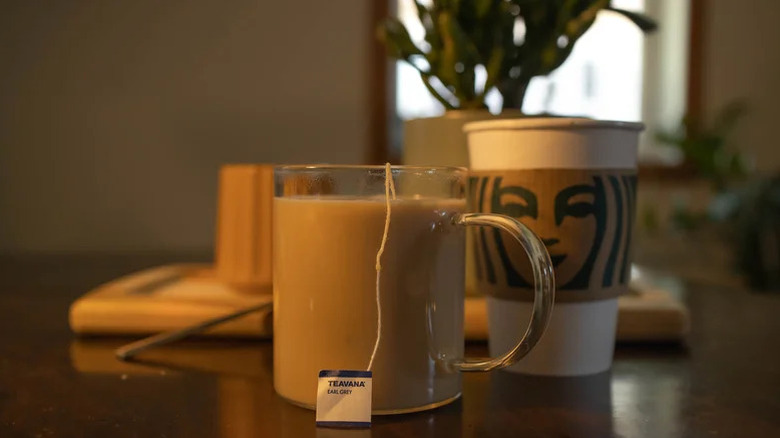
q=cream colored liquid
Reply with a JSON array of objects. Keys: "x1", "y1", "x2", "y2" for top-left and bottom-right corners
[{"x1": 273, "y1": 196, "x2": 466, "y2": 413}]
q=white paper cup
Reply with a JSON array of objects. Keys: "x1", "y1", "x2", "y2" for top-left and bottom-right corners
[{"x1": 465, "y1": 118, "x2": 643, "y2": 376}]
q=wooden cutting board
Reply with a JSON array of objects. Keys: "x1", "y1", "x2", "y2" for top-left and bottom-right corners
[
  {"x1": 71, "y1": 264, "x2": 688, "y2": 342},
  {"x1": 69, "y1": 264, "x2": 272, "y2": 338}
]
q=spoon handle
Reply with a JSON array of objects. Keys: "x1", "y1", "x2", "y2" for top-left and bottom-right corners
[{"x1": 115, "y1": 301, "x2": 272, "y2": 360}]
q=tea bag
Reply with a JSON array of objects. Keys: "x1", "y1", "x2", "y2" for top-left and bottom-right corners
[
  {"x1": 316, "y1": 163, "x2": 395, "y2": 428},
  {"x1": 368, "y1": 163, "x2": 396, "y2": 371}
]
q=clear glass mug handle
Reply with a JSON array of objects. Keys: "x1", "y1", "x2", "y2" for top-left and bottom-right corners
[{"x1": 452, "y1": 213, "x2": 555, "y2": 372}]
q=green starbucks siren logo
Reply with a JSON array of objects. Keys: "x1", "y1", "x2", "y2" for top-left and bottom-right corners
[{"x1": 469, "y1": 170, "x2": 637, "y2": 302}]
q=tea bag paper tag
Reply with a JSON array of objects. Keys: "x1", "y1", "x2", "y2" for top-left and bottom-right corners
[{"x1": 316, "y1": 370, "x2": 372, "y2": 428}]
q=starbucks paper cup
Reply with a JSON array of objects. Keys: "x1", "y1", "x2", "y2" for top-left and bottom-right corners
[{"x1": 465, "y1": 118, "x2": 643, "y2": 376}]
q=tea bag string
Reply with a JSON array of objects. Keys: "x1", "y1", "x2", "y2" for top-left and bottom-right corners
[{"x1": 367, "y1": 163, "x2": 396, "y2": 371}]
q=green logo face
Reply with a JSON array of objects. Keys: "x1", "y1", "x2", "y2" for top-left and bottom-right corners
[{"x1": 469, "y1": 171, "x2": 636, "y2": 299}]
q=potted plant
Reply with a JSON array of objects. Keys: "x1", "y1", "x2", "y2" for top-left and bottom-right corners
[
  {"x1": 633, "y1": 102, "x2": 753, "y2": 286},
  {"x1": 637, "y1": 102, "x2": 750, "y2": 236},
  {"x1": 379, "y1": 0, "x2": 656, "y2": 166}
]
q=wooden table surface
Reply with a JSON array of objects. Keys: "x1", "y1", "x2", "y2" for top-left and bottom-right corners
[{"x1": 1, "y1": 254, "x2": 779, "y2": 437}]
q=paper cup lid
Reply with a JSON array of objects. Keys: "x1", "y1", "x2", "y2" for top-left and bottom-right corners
[{"x1": 463, "y1": 117, "x2": 644, "y2": 134}]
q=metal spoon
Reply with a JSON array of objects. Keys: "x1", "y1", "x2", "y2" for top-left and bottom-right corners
[{"x1": 115, "y1": 301, "x2": 272, "y2": 361}]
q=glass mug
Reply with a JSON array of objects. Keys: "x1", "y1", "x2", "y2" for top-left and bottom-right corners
[{"x1": 273, "y1": 165, "x2": 555, "y2": 414}]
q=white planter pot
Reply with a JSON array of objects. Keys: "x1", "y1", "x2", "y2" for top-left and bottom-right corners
[{"x1": 403, "y1": 110, "x2": 522, "y2": 167}]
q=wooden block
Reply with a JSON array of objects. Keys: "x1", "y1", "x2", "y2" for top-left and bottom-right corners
[{"x1": 214, "y1": 164, "x2": 274, "y2": 290}]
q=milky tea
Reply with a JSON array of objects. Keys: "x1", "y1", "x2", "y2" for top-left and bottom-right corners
[{"x1": 273, "y1": 196, "x2": 467, "y2": 413}]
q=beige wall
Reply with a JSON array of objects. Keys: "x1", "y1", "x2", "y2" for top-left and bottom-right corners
[
  {"x1": 703, "y1": 0, "x2": 780, "y2": 172},
  {"x1": 0, "y1": 1, "x2": 371, "y2": 253}
]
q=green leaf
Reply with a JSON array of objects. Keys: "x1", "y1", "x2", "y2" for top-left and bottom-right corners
[
  {"x1": 436, "y1": 11, "x2": 460, "y2": 89},
  {"x1": 421, "y1": 73, "x2": 457, "y2": 110},
  {"x1": 604, "y1": 6, "x2": 658, "y2": 32},
  {"x1": 712, "y1": 100, "x2": 748, "y2": 136},
  {"x1": 655, "y1": 130, "x2": 683, "y2": 147},
  {"x1": 564, "y1": 0, "x2": 607, "y2": 39},
  {"x1": 413, "y1": 0, "x2": 434, "y2": 34},
  {"x1": 474, "y1": 0, "x2": 494, "y2": 19},
  {"x1": 511, "y1": 0, "x2": 545, "y2": 6},
  {"x1": 378, "y1": 18, "x2": 424, "y2": 60},
  {"x1": 435, "y1": 9, "x2": 481, "y2": 105},
  {"x1": 483, "y1": 47, "x2": 504, "y2": 92},
  {"x1": 413, "y1": 0, "x2": 428, "y2": 19}
]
